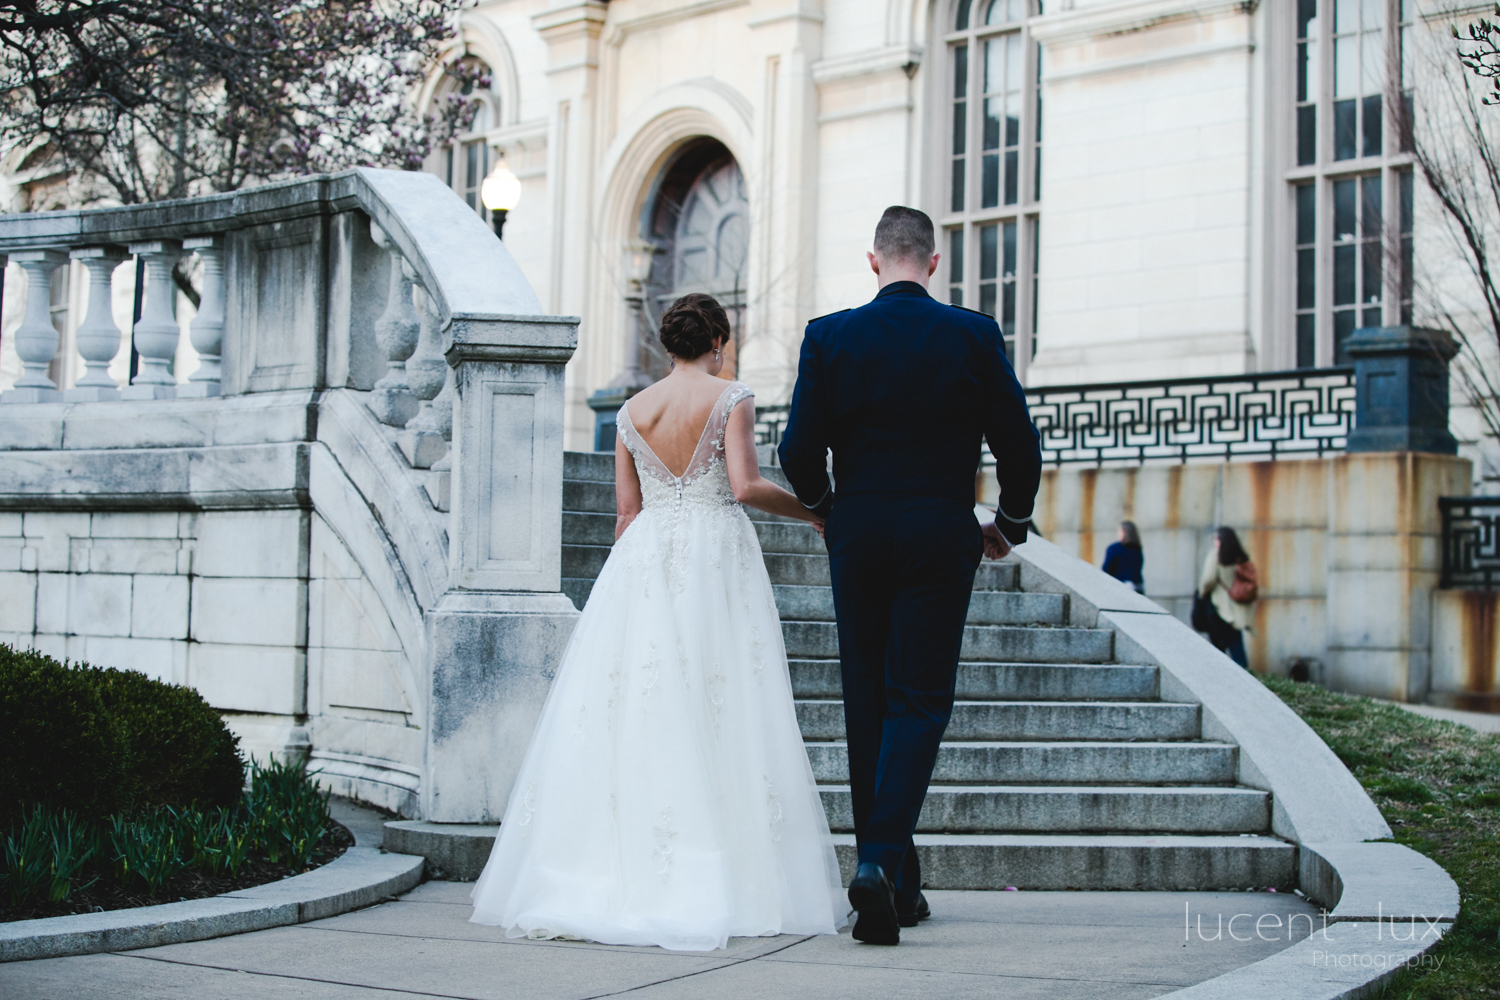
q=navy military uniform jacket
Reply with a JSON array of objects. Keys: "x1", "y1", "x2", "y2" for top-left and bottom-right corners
[{"x1": 777, "y1": 280, "x2": 1041, "y2": 539}]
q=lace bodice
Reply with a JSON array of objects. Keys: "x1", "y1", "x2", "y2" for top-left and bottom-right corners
[{"x1": 617, "y1": 382, "x2": 754, "y2": 513}]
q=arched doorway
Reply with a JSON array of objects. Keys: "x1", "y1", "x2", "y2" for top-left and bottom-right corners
[{"x1": 640, "y1": 139, "x2": 749, "y2": 380}]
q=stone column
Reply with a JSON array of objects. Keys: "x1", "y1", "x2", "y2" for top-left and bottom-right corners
[
  {"x1": 121, "y1": 240, "x2": 184, "y2": 399},
  {"x1": 65, "y1": 246, "x2": 128, "y2": 401},
  {"x1": 4, "y1": 248, "x2": 68, "y2": 404},
  {"x1": 398, "y1": 277, "x2": 450, "y2": 468},
  {"x1": 368, "y1": 223, "x2": 420, "y2": 426},
  {"x1": 179, "y1": 235, "x2": 225, "y2": 398},
  {"x1": 422, "y1": 312, "x2": 581, "y2": 823},
  {"x1": 1328, "y1": 324, "x2": 1468, "y2": 702}
]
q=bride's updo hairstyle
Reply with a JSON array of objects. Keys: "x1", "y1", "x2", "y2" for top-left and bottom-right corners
[{"x1": 659, "y1": 293, "x2": 730, "y2": 360}]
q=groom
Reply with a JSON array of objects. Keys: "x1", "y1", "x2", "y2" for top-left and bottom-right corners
[{"x1": 779, "y1": 206, "x2": 1041, "y2": 945}]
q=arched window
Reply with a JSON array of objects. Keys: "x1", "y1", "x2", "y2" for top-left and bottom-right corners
[
  {"x1": 1288, "y1": 0, "x2": 1414, "y2": 367},
  {"x1": 940, "y1": 0, "x2": 1043, "y2": 375},
  {"x1": 433, "y1": 56, "x2": 500, "y2": 220}
]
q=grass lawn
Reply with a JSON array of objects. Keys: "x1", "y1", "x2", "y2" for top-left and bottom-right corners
[{"x1": 1263, "y1": 676, "x2": 1500, "y2": 998}]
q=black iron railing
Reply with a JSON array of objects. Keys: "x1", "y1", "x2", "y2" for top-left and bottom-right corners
[
  {"x1": 1440, "y1": 497, "x2": 1500, "y2": 589},
  {"x1": 1025, "y1": 367, "x2": 1355, "y2": 465},
  {"x1": 754, "y1": 366, "x2": 1358, "y2": 466}
]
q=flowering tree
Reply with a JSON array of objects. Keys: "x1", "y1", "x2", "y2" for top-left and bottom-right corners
[{"x1": 0, "y1": 0, "x2": 485, "y2": 206}]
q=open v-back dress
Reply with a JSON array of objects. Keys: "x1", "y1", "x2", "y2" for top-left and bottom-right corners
[{"x1": 468, "y1": 380, "x2": 846, "y2": 951}]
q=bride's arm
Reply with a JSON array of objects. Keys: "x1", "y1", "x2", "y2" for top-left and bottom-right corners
[
  {"x1": 724, "y1": 402, "x2": 825, "y2": 526},
  {"x1": 615, "y1": 435, "x2": 643, "y2": 540}
]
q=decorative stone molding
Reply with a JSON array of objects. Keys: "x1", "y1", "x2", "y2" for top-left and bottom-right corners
[
  {"x1": 811, "y1": 44, "x2": 923, "y2": 85},
  {"x1": 602, "y1": 0, "x2": 748, "y2": 46},
  {"x1": 1028, "y1": 0, "x2": 1259, "y2": 46}
]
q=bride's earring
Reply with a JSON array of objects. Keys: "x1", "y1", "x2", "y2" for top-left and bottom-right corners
[{"x1": 714, "y1": 348, "x2": 720, "y2": 363}]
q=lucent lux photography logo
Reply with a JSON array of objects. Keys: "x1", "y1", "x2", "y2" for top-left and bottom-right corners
[{"x1": 1182, "y1": 901, "x2": 1446, "y2": 970}]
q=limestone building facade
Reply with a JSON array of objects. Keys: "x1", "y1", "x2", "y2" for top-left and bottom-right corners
[{"x1": 395, "y1": 0, "x2": 1471, "y2": 455}]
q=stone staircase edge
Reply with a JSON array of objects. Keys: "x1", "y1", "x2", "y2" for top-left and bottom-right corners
[{"x1": 0, "y1": 846, "x2": 424, "y2": 964}]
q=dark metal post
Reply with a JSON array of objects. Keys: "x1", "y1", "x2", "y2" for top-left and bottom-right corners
[{"x1": 491, "y1": 208, "x2": 507, "y2": 240}]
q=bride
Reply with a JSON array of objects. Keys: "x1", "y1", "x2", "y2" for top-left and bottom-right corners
[{"x1": 469, "y1": 293, "x2": 847, "y2": 951}]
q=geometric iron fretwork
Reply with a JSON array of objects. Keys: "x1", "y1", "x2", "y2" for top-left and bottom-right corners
[{"x1": 1440, "y1": 497, "x2": 1500, "y2": 590}]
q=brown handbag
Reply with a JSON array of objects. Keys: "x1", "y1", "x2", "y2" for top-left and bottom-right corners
[{"x1": 1229, "y1": 561, "x2": 1258, "y2": 604}]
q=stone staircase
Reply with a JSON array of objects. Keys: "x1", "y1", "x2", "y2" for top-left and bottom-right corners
[{"x1": 561, "y1": 451, "x2": 1295, "y2": 890}]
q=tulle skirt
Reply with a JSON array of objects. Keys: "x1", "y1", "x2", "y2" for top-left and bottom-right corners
[{"x1": 469, "y1": 501, "x2": 847, "y2": 951}]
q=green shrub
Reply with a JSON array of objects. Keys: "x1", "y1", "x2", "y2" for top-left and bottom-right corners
[
  {"x1": 0, "y1": 646, "x2": 126, "y2": 823},
  {"x1": 88, "y1": 665, "x2": 244, "y2": 810},
  {"x1": 0, "y1": 644, "x2": 244, "y2": 822}
]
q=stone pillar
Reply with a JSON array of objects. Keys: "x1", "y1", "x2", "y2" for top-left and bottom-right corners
[
  {"x1": 121, "y1": 240, "x2": 184, "y2": 399},
  {"x1": 4, "y1": 248, "x2": 68, "y2": 403},
  {"x1": 1345, "y1": 326, "x2": 1459, "y2": 455},
  {"x1": 65, "y1": 246, "x2": 128, "y2": 401},
  {"x1": 1325, "y1": 452, "x2": 1471, "y2": 702},
  {"x1": 179, "y1": 235, "x2": 225, "y2": 398},
  {"x1": 422, "y1": 312, "x2": 581, "y2": 823}
]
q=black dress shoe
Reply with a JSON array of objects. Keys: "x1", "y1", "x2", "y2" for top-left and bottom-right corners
[
  {"x1": 896, "y1": 890, "x2": 930, "y2": 928},
  {"x1": 847, "y1": 862, "x2": 900, "y2": 945}
]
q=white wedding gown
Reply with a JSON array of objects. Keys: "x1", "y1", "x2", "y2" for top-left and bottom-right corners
[{"x1": 469, "y1": 381, "x2": 847, "y2": 951}]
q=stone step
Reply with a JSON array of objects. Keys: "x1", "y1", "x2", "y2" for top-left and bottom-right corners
[
  {"x1": 974, "y1": 560, "x2": 1019, "y2": 592},
  {"x1": 794, "y1": 700, "x2": 1201, "y2": 742},
  {"x1": 562, "y1": 543, "x2": 611, "y2": 580},
  {"x1": 753, "y1": 521, "x2": 826, "y2": 556},
  {"x1": 802, "y1": 740, "x2": 1238, "y2": 786},
  {"x1": 830, "y1": 834, "x2": 1297, "y2": 891},
  {"x1": 561, "y1": 577, "x2": 594, "y2": 612},
  {"x1": 563, "y1": 511, "x2": 615, "y2": 547},
  {"x1": 564, "y1": 451, "x2": 614, "y2": 482},
  {"x1": 773, "y1": 585, "x2": 1065, "y2": 625},
  {"x1": 789, "y1": 660, "x2": 1158, "y2": 701},
  {"x1": 563, "y1": 479, "x2": 615, "y2": 514},
  {"x1": 780, "y1": 621, "x2": 1113, "y2": 663},
  {"x1": 819, "y1": 785, "x2": 1270, "y2": 834},
  {"x1": 763, "y1": 552, "x2": 831, "y2": 587}
]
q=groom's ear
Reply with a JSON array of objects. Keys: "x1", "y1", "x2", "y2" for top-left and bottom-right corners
[
  {"x1": 867, "y1": 251, "x2": 880, "y2": 276},
  {"x1": 927, "y1": 253, "x2": 941, "y2": 277}
]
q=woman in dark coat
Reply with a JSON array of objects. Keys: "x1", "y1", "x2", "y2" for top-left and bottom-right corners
[{"x1": 1101, "y1": 520, "x2": 1144, "y2": 593}]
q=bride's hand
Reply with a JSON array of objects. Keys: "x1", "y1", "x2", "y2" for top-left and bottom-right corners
[{"x1": 811, "y1": 519, "x2": 826, "y2": 539}]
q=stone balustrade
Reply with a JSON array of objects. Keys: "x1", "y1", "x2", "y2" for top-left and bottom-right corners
[{"x1": 0, "y1": 170, "x2": 582, "y2": 823}]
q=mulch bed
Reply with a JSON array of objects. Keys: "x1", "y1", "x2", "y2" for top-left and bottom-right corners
[{"x1": 0, "y1": 820, "x2": 354, "y2": 924}]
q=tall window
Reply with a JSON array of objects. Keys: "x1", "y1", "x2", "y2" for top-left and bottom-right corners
[
  {"x1": 941, "y1": 0, "x2": 1042, "y2": 376},
  {"x1": 435, "y1": 56, "x2": 499, "y2": 222},
  {"x1": 1289, "y1": 0, "x2": 1414, "y2": 367}
]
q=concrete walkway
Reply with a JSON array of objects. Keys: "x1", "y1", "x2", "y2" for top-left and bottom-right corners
[
  {"x1": 2, "y1": 882, "x2": 1321, "y2": 999},
  {"x1": 1392, "y1": 701, "x2": 1500, "y2": 734}
]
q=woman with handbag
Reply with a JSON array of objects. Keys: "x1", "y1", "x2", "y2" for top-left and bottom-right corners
[{"x1": 1193, "y1": 526, "x2": 1257, "y2": 668}]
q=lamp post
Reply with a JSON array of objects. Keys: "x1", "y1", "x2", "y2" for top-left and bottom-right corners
[{"x1": 480, "y1": 157, "x2": 522, "y2": 239}]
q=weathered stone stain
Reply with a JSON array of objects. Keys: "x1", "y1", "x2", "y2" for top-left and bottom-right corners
[
  {"x1": 1460, "y1": 590, "x2": 1499, "y2": 696},
  {"x1": 1164, "y1": 465, "x2": 1182, "y2": 531}
]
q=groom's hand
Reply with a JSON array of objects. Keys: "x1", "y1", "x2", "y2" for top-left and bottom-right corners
[{"x1": 981, "y1": 520, "x2": 1011, "y2": 560}]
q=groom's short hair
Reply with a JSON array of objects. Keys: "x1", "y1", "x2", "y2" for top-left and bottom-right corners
[{"x1": 873, "y1": 206, "x2": 935, "y2": 265}]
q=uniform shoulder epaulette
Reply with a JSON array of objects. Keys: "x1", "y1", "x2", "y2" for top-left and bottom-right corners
[
  {"x1": 806, "y1": 308, "x2": 851, "y2": 325},
  {"x1": 949, "y1": 303, "x2": 997, "y2": 320}
]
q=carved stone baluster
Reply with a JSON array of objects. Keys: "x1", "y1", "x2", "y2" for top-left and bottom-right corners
[
  {"x1": 3, "y1": 248, "x2": 68, "y2": 404},
  {"x1": 398, "y1": 268, "x2": 449, "y2": 468},
  {"x1": 368, "y1": 223, "x2": 419, "y2": 426},
  {"x1": 179, "y1": 235, "x2": 224, "y2": 397},
  {"x1": 121, "y1": 240, "x2": 184, "y2": 399},
  {"x1": 65, "y1": 246, "x2": 128, "y2": 401}
]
